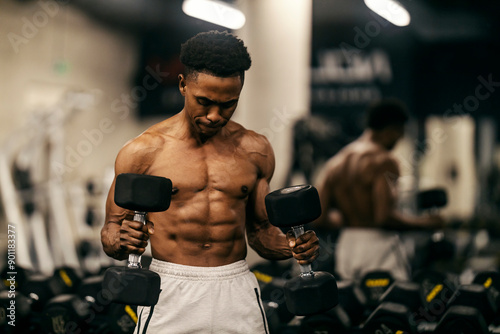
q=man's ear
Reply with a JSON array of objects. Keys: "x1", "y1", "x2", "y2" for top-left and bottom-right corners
[{"x1": 178, "y1": 74, "x2": 187, "y2": 96}]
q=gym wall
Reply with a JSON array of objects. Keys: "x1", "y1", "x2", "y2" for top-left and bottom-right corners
[{"x1": 1, "y1": 1, "x2": 152, "y2": 185}]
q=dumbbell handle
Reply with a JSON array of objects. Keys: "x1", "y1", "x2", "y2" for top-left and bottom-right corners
[
  {"x1": 291, "y1": 225, "x2": 314, "y2": 278},
  {"x1": 127, "y1": 211, "x2": 146, "y2": 268}
]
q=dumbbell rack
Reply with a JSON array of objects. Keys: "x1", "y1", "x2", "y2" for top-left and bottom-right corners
[{"x1": 0, "y1": 91, "x2": 104, "y2": 274}]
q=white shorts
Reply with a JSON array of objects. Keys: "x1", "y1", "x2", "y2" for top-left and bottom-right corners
[
  {"x1": 133, "y1": 259, "x2": 269, "y2": 334},
  {"x1": 335, "y1": 228, "x2": 410, "y2": 282}
]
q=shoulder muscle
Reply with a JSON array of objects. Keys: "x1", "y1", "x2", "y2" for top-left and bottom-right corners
[
  {"x1": 115, "y1": 131, "x2": 165, "y2": 175},
  {"x1": 241, "y1": 129, "x2": 275, "y2": 180}
]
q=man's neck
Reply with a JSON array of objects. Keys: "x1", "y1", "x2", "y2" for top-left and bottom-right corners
[{"x1": 363, "y1": 130, "x2": 388, "y2": 151}]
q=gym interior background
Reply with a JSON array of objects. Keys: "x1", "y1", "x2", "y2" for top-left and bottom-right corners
[{"x1": 1, "y1": 0, "x2": 500, "y2": 293}]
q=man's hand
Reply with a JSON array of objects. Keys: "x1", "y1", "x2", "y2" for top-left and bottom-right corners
[
  {"x1": 424, "y1": 214, "x2": 446, "y2": 229},
  {"x1": 118, "y1": 218, "x2": 155, "y2": 255},
  {"x1": 286, "y1": 230, "x2": 320, "y2": 265}
]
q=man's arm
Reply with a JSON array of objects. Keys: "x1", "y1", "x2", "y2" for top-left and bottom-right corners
[
  {"x1": 245, "y1": 180, "x2": 293, "y2": 261},
  {"x1": 245, "y1": 136, "x2": 291, "y2": 260},
  {"x1": 245, "y1": 134, "x2": 319, "y2": 264},
  {"x1": 313, "y1": 161, "x2": 344, "y2": 229},
  {"x1": 372, "y1": 156, "x2": 444, "y2": 230},
  {"x1": 101, "y1": 134, "x2": 159, "y2": 260}
]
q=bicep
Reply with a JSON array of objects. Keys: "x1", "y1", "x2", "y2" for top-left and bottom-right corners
[
  {"x1": 246, "y1": 138, "x2": 275, "y2": 231},
  {"x1": 104, "y1": 141, "x2": 149, "y2": 226},
  {"x1": 246, "y1": 177, "x2": 271, "y2": 230}
]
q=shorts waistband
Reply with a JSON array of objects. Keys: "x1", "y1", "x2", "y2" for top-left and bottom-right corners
[
  {"x1": 149, "y1": 259, "x2": 250, "y2": 280},
  {"x1": 341, "y1": 227, "x2": 396, "y2": 235},
  {"x1": 339, "y1": 228, "x2": 401, "y2": 244}
]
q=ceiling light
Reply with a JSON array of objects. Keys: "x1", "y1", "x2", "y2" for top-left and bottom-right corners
[
  {"x1": 364, "y1": 0, "x2": 411, "y2": 27},
  {"x1": 182, "y1": 0, "x2": 246, "y2": 30}
]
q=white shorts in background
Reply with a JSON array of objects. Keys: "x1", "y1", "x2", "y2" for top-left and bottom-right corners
[
  {"x1": 335, "y1": 228, "x2": 410, "y2": 282},
  {"x1": 133, "y1": 259, "x2": 269, "y2": 334}
]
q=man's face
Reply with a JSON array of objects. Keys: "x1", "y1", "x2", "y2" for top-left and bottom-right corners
[{"x1": 179, "y1": 72, "x2": 243, "y2": 139}]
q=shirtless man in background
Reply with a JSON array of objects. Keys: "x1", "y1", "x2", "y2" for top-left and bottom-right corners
[
  {"x1": 101, "y1": 31, "x2": 319, "y2": 334},
  {"x1": 314, "y1": 98, "x2": 443, "y2": 281}
]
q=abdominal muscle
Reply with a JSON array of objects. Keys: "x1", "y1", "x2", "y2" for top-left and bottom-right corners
[{"x1": 147, "y1": 190, "x2": 248, "y2": 267}]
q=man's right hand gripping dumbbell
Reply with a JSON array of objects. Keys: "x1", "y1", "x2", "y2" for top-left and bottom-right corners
[{"x1": 102, "y1": 173, "x2": 172, "y2": 306}]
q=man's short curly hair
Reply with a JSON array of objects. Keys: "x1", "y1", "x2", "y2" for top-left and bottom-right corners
[
  {"x1": 366, "y1": 98, "x2": 410, "y2": 130},
  {"x1": 180, "y1": 30, "x2": 251, "y2": 81}
]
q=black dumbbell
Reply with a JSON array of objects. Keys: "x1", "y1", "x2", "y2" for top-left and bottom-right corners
[
  {"x1": 40, "y1": 293, "x2": 91, "y2": 334},
  {"x1": 473, "y1": 270, "x2": 500, "y2": 323},
  {"x1": 40, "y1": 293, "x2": 137, "y2": 334},
  {"x1": 298, "y1": 277, "x2": 372, "y2": 334},
  {"x1": 1, "y1": 266, "x2": 32, "y2": 291},
  {"x1": 434, "y1": 305, "x2": 489, "y2": 334},
  {"x1": 107, "y1": 303, "x2": 138, "y2": 334},
  {"x1": 337, "y1": 279, "x2": 368, "y2": 327},
  {"x1": 434, "y1": 283, "x2": 497, "y2": 334},
  {"x1": 450, "y1": 284, "x2": 497, "y2": 323},
  {"x1": 411, "y1": 269, "x2": 457, "y2": 324},
  {"x1": 35, "y1": 268, "x2": 85, "y2": 334},
  {"x1": 78, "y1": 275, "x2": 111, "y2": 328},
  {"x1": 361, "y1": 281, "x2": 422, "y2": 334},
  {"x1": 298, "y1": 306, "x2": 351, "y2": 334},
  {"x1": 362, "y1": 301, "x2": 418, "y2": 334},
  {"x1": 0, "y1": 290, "x2": 34, "y2": 333},
  {"x1": 102, "y1": 173, "x2": 172, "y2": 306},
  {"x1": 379, "y1": 281, "x2": 422, "y2": 313},
  {"x1": 265, "y1": 184, "x2": 338, "y2": 316},
  {"x1": 40, "y1": 273, "x2": 141, "y2": 334},
  {"x1": 362, "y1": 269, "x2": 454, "y2": 334},
  {"x1": 78, "y1": 275, "x2": 137, "y2": 334},
  {"x1": 16, "y1": 266, "x2": 82, "y2": 313},
  {"x1": 359, "y1": 270, "x2": 395, "y2": 310},
  {"x1": 52, "y1": 266, "x2": 83, "y2": 295},
  {"x1": 0, "y1": 266, "x2": 82, "y2": 334},
  {"x1": 416, "y1": 188, "x2": 455, "y2": 267},
  {"x1": 325, "y1": 271, "x2": 395, "y2": 333},
  {"x1": 416, "y1": 188, "x2": 448, "y2": 212},
  {"x1": 38, "y1": 275, "x2": 104, "y2": 334},
  {"x1": 19, "y1": 274, "x2": 58, "y2": 313}
]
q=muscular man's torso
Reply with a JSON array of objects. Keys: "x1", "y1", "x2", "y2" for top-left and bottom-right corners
[
  {"x1": 323, "y1": 139, "x2": 396, "y2": 228},
  {"x1": 121, "y1": 115, "x2": 269, "y2": 267}
]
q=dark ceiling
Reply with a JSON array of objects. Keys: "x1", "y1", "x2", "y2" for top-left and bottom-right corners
[
  {"x1": 313, "y1": 0, "x2": 499, "y2": 43},
  {"x1": 65, "y1": 0, "x2": 500, "y2": 43}
]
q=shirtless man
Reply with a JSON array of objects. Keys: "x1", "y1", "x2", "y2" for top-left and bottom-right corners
[
  {"x1": 314, "y1": 98, "x2": 443, "y2": 281},
  {"x1": 101, "y1": 31, "x2": 319, "y2": 334}
]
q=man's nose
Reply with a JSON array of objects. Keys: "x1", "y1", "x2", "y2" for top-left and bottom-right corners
[{"x1": 206, "y1": 106, "x2": 223, "y2": 124}]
